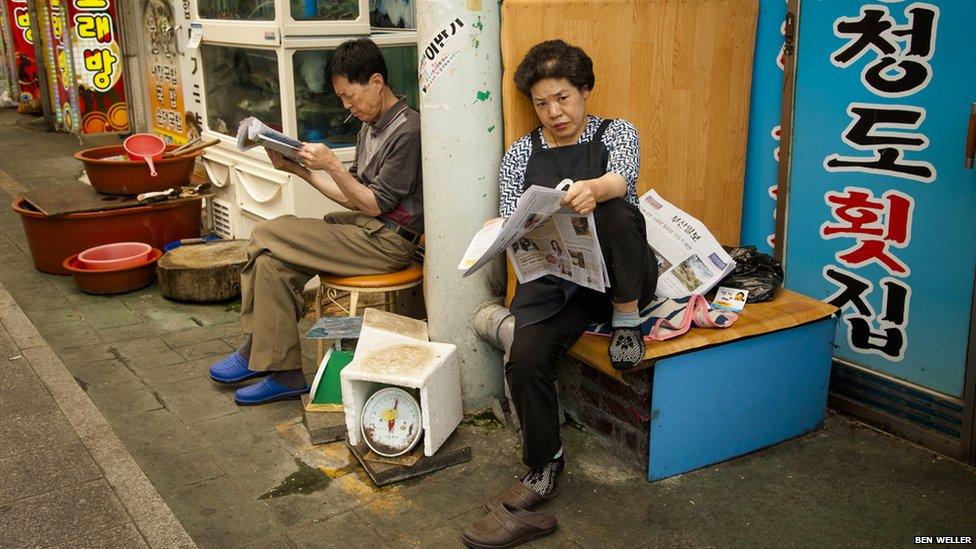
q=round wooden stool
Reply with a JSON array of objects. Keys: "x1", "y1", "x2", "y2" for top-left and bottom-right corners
[{"x1": 314, "y1": 262, "x2": 424, "y2": 363}]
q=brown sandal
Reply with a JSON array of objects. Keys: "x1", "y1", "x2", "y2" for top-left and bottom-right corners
[
  {"x1": 486, "y1": 481, "x2": 556, "y2": 511},
  {"x1": 462, "y1": 501, "x2": 558, "y2": 549}
]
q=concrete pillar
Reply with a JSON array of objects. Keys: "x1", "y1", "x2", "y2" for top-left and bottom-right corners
[{"x1": 417, "y1": 0, "x2": 504, "y2": 409}]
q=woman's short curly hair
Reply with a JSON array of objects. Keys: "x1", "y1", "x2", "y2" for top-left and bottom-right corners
[{"x1": 514, "y1": 40, "x2": 595, "y2": 97}]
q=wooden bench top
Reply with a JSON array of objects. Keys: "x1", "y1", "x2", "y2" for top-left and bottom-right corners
[{"x1": 569, "y1": 289, "x2": 839, "y2": 381}]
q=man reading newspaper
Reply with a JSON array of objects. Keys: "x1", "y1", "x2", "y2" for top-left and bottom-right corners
[{"x1": 208, "y1": 38, "x2": 423, "y2": 406}]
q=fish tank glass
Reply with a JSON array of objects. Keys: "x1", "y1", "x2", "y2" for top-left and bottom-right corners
[
  {"x1": 201, "y1": 45, "x2": 282, "y2": 138},
  {"x1": 292, "y1": 45, "x2": 418, "y2": 148},
  {"x1": 369, "y1": 0, "x2": 414, "y2": 29},
  {"x1": 197, "y1": 0, "x2": 274, "y2": 20},
  {"x1": 290, "y1": 0, "x2": 359, "y2": 21}
]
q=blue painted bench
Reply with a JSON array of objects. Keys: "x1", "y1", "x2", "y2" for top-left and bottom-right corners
[{"x1": 557, "y1": 289, "x2": 838, "y2": 481}]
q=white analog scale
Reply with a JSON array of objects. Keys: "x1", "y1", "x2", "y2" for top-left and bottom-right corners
[{"x1": 360, "y1": 387, "x2": 424, "y2": 458}]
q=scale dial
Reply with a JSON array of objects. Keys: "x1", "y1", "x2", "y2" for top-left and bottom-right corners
[{"x1": 360, "y1": 387, "x2": 423, "y2": 458}]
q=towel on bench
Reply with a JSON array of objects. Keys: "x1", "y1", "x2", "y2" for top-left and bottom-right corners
[{"x1": 587, "y1": 294, "x2": 738, "y2": 341}]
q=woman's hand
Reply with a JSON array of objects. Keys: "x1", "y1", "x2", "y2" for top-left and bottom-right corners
[
  {"x1": 483, "y1": 216, "x2": 503, "y2": 228},
  {"x1": 561, "y1": 179, "x2": 601, "y2": 214},
  {"x1": 297, "y1": 143, "x2": 341, "y2": 173},
  {"x1": 266, "y1": 150, "x2": 307, "y2": 176}
]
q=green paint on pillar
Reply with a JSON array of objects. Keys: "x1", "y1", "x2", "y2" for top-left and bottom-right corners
[
  {"x1": 487, "y1": 125, "x2": 495, "y2": 133},
  {"x1": 474, "y1": 16, "x2": 484, "y2": 31},
  {"x1": 475, "y1": 90, "x2": 491, "y2": 102}
]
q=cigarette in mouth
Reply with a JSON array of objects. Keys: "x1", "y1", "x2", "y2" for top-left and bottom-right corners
[{"x1": 343, "y1": 112, "x2": 355, "y2": 124}]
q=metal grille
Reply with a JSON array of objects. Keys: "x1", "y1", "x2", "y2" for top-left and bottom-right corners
[{"x1": 211, "y1": 198, "x2": 233, "y2": 240}]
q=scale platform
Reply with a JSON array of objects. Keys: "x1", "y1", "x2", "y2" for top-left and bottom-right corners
[{"x1": 348, "y1": 431, "x2": 471, "y2": 486}]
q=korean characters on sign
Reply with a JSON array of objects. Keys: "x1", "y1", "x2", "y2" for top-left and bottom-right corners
[
  {"x1": 152, "y1": 64, "x2": 184, "y2": 136},
  {"x1": 820, "y1": 3, "x2": 938, "y2": 362},
  {"x1": 72, "y1": 0, "x2": 122, "y2": 93}
]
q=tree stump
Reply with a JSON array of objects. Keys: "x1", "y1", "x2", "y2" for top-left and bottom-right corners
[{"x1": 157, "y1": 240, "x2": 248, "y2": 302}]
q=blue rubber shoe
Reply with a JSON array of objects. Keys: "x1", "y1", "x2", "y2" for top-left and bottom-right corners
[
  {"x1": 234, "y1": 377, "x2": 310, "y2": 406},
  {"x1": 208, "y1": 351, "x2": 268, "y2": 384}
]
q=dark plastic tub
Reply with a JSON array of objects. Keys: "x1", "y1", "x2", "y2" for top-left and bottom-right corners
[{"x1": 12, "y1": 197, "x2": 202, "y2": 275}]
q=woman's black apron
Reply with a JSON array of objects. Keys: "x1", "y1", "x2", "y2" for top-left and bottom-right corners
[{"x1": 510, "y1": 119, "x2": 612, "y2": 329}]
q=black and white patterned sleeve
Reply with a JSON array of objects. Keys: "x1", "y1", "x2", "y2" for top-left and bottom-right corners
[
  {"x1": 497, "y1": 135, "x2": 532, "y2": 218},
  {"x1": 603, "y1": 119, "x2": 641, "y2": 205}
]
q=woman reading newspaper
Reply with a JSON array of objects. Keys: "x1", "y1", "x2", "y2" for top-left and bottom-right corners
[{"x1": 462, "y1": 40, "x2": 658, "y2": 548}]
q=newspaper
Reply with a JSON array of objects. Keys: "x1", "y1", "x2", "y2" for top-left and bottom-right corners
[
  {"x1": 459, "y1": 185, "x2": 610, "y2": 292},
  {"x1": 638, "y1": 189, "x2": 736, "y2": 298},
  {"x1": 236, "y1": 117, "x2": 303, "y2": 161}
]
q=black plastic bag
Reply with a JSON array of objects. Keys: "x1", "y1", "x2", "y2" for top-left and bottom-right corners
[{"x1": 719, "y1": 245, "x2": 784, "y2": 303}]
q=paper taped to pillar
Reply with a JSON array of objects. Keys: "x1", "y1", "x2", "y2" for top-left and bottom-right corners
[
  {"x1": 419, "y1": 15, "x2": 469, "y2": 95},
  {"x1": 782, "y1": 1, "x2": 976, "y2": 399}
]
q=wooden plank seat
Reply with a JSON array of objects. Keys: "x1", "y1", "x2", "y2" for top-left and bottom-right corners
[{"x1": 569, "y1": 289, "x2": 839, "y2": 381}]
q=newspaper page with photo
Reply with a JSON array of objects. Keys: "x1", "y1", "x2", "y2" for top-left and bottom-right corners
[
  {"x1": 458, "y1": 185, "x2": 610, "y2": 292},
  {"x1": 638, "y1": 189, "x2": 736, "y2": 298}
]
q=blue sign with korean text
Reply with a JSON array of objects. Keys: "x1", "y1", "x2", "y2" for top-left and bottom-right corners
[
  {"x1": 784, "y1": 0, "x2": 976, "y2": 397},
  {"x1": 741, "y1": 0, "x2": 786, "y2": 254}
]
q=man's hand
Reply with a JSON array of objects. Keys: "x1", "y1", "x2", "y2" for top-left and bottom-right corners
[
  {"x1": 298, "y1": 143, "x2": 341, "y2": 173},
  {"x1": 561, "y1": 179, "x2": 601, "y2": 215},
  {"x1": 267, "y1": 150, "x2": 307, "y2": 176}
]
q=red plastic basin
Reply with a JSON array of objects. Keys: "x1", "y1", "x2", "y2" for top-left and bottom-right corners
[
  {"x1": 63, "y1": 248, "x2": 162, "y2": 295},
  {"x1": 12, "y1": 197, "x2": 202, "y2": 275},
  {"x1": 77, "y1": 242, "x2": 153, "y2": 271},
  {"x1": 75, "y1": 144, "x2": 202, "y2": 195}
]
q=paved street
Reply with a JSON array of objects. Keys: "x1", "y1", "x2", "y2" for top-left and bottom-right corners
[{"x1": 0, "y1": 109, "x2": 974, "y2": 548}]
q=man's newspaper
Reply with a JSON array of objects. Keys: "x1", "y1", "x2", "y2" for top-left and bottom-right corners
[
  {"x1": 458, "y1": 186, "x2": 610, "y2": 292},
  {"x1": 237, "y1": 117, "x2": 303, "y2": 161},
  {"x1": 639, "y1": 189, "x2": 735, "y2": 298}
]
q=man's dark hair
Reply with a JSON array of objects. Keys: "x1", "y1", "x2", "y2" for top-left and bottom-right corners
[
  {"x1": 514, "y1": 40, "x2": 595, "y2": 97},
  {"x1": 325, "y1": 38, "x2": 388, "y2": 85}
]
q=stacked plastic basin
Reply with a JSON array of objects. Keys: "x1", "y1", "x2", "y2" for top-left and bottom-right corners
[{"x1": 12, "y1": 143, "x2": 205, "y2": 293}]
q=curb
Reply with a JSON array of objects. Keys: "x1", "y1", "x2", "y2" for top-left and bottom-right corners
[{"x1": 0, "y1": 280, "x2": 196, "y2": 548}]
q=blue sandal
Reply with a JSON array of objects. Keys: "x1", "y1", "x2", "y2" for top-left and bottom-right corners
[
  {"x1": 234, "y1": 377, "x2": 310, "y2": 406},
  {"x1": 208, "y1": 351, "x2": 268, "y2": 384}
]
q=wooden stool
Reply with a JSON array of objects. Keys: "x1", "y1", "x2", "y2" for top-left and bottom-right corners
[{"x1": 314, "y1": 262, "x2": 424, "y2": 364}]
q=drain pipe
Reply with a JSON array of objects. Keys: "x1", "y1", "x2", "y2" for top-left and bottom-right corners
[
  {"x1": 418, "y1": 0, "x2": 504, "y2": 409},
  {"x1": 473, "y1": 301, "x2": 515, "y2": 358}
]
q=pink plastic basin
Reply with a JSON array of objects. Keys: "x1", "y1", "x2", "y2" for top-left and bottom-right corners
[
  {"x1": 77, "y1": 242, "x2": 153, "y2": 271},
  {"x1": 62, "y1": 248, "x2": 162, "y2": 295}
]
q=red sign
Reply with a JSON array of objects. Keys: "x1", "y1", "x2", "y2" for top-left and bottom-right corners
[
  {"x1": 4, "y1": 0, "x2": 42, "y2": 112},
  {"x1": 65, "y1": 0, "x2": 128, "y2": 133}
]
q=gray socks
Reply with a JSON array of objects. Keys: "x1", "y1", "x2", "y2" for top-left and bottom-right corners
[
  {"x1": 611, "y1": 309, "x2": 641, "y2": 328},
  {"x1": 238, "y1": 335, "x2": 252, "y2": 360},
  {"x1": 270, "y1": 369, "x2": 306, "y2": 389}
]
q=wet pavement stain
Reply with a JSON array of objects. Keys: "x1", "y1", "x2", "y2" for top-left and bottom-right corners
[{"x1": 258, "y1": 457, "x2": 331, "y2": 500}]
